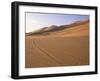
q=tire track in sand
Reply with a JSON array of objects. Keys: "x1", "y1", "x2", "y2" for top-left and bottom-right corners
[{"x1": 33, "y1": 40, "x2": 63, "y2": 65}]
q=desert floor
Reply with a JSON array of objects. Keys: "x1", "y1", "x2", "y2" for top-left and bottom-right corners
[{"x1": 25, "y1": 35, "x2": 89, "y2": 68}]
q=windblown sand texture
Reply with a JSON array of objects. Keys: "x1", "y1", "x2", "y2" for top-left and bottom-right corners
[{"x1": 25, "y1": 20, "x2": 89, "y2": 68}]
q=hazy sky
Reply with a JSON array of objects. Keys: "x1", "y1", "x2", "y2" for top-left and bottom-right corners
[{"x1": 26, "y1": 12, "x2": 89, "y2": 33}]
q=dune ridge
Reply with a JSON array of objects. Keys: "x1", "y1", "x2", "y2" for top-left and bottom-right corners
[{"x1": 26, "y1": 19, "x2": 89, "y2": 36}]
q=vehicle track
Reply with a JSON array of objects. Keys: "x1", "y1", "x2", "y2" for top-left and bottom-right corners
[{"x1": 33, "y1": 40, "x2": 63, "y2": 65}]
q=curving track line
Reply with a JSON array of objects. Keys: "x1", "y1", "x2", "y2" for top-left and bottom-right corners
[{"x1": 33, "y1": 40, "x2": 63, "y2": 65}]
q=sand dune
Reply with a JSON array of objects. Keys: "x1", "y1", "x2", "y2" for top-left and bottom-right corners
[
  {"x1": 25, "y1": 19, "x2": 89, "y2": 68},
  {"x1": 26, "y1": 19, "x2": 89, "y2": 36}
]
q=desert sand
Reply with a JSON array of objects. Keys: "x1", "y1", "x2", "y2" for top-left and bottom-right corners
[{"x1": 25, "y1": 20, "x2": 89, "y2": 68}]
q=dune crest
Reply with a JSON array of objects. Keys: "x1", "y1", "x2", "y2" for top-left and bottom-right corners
[{"x1": 26, "y1": 19, "x2": 89, "y2": 37}]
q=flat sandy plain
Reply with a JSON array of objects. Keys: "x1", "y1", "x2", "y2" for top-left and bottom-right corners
[{"x1": 25, "y1": 20, "x2": 89, "y2": 68}]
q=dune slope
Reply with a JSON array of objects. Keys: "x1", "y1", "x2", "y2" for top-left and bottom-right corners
[{"x1": 25, "y1": 20, "x2": 89, "y2": 68}]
